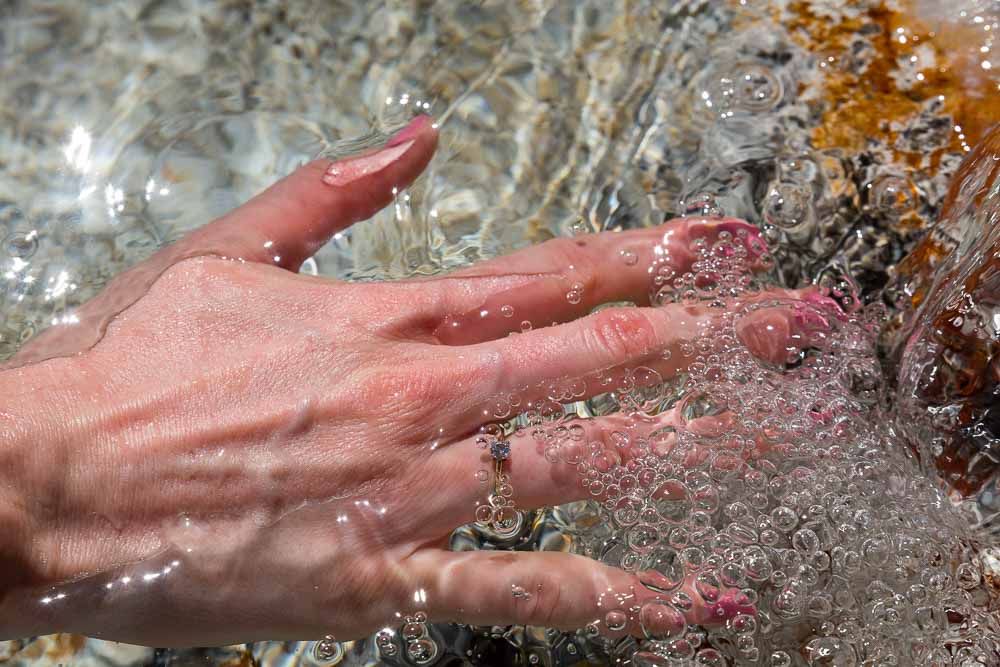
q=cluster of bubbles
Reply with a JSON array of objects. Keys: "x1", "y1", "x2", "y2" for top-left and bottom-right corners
[{"x1": 477, "y1": 224, "x2": 1000, "y2": 665}]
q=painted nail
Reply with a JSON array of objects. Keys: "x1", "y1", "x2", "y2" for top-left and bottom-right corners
[
  {"x1": 321, "y1": 139, "x2": 415, "y2": 187},
  {"x1": 701, "y1": 589, "x2": 757, "y2": 624},
  {"x1": 386, "y1": 114, "x2": 432, "y2": 148}
]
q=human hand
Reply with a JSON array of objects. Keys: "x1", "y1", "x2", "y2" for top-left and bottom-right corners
[{"x1": 0, "y1": 116, "x2": 820, "y2": 647}]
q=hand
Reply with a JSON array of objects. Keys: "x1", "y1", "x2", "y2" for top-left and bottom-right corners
[{"x1": 0, "y1": 116, "x2": 813, "y2": 646}]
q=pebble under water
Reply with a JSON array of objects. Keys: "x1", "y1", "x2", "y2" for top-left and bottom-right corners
[{"x1": 1, "y1": 0, "x2": 1000, "y2": 666}]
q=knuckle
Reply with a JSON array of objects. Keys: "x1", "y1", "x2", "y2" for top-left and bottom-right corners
[
  {"x1": 543, "y1": 237, "x2": 598, "y2": 292},
  {"x1": 586, "y1": 307, "x2": 662, "y2": 361}
]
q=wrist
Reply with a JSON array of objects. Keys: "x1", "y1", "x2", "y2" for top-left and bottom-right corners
[{"x1": 0, "y1": 358, "x2": 79, "y2": 636}]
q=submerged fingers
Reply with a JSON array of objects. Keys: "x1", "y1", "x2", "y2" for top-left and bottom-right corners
[
  {"x1": 428, "y1": 217, "x2": 768, "y2": 346},
  {"x1": 406, "y1": 550, "x2": 755, "y2": 636}
]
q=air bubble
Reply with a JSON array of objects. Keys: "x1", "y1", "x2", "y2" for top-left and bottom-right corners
[
  {"x1": 639, "y1": 601, "x2": 686, "y2": 640},
  {"x1": 867, "y1": 174, "x2": 919, "y2": 217},
  {"x1": 4, "y1": 231, "x2": 38, "y2": 259},
  {"x1": 314, "y1": 636, "x2": 343, "y2": 663},
  {"x1": 733, "y1": 64, "x2": 782, "y2": 111},
  {"x1": 681, "y1": 192, "x2": 724, "y2": 218},
  {"x1": 694, "y1": 648, "x2": 726, "y2": 666},
  {"x1": 770, "y1": 650, "x2": 792, "y2": 667},
  {"x1": 763, "y1": 182, "x2": 813, "y2": 230},
  {"x1": 604, "y1": 609, "x2": 627, "y2": 631},
  {"x1": 620, "y1": 248, "x2": 638, "y2": 266},
  {"x1": 406, "y1": 638, "x2": 439, "y2": 664}
]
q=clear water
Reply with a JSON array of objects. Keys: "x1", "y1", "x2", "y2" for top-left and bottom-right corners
[{"x1": 1, "y1": 0, "x2": 999, "y2": 665}]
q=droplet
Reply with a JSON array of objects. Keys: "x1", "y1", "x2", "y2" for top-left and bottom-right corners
[
  {"x1": 620, "y1": 248, "x2": 638, "y2": 266},
  {"x1": 511, "y1": 584, "x2": 532, "y2": 600}
]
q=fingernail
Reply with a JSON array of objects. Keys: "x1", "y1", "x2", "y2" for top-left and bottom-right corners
[
  {"x1": 386, "y1": 115, "x2": 432, "y2": 148},
  {"x1": 321, "y1": 139, "x2": 415, "y2": 187},
  {"x1": 701, "y1": 589, "x2": 756, "y2": 624}
]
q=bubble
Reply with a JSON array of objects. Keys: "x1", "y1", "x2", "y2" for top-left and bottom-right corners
[
  {"x1": 867, "y1": 174, "x2": 919, "y2": 217},
  {"x1": 769, "y1": 650, "x2": 792, "y2": 667},
  {"x1": 763, "y1": 182, "x2": 813, "y2": 229},
  {"x1": 694, "y1": 648, "x2": 726, "y2": 666},
  {"x1": 604, "y1": 609, "x2": 627, "y2": 631},
  {"x1": 406, "y1": 638, "x2": 439, "y2": 664},
  {"x1": 639, "y1": 602, "x2": 686, "y2": 640},
  {"x1": 640, "y1": 547, "x2": 685, "y2": 593},
  {"x1": 956, "y1": 562, "x2": 982, "y2": 590},
  {"x1": 520, "y1": 320, "x2": 532, "y2": 332},
  {"x1": 500, "y1": 304, "x2": 514, "y2": 318},
  {"x1": 730, "y1": 613, "x2": 757, "y2": 634},
  {"x1": 620, "y1": 248, "x2": 639, "y2": 266},
  {"x1": 314, "y1": 636, "x2": 343, "y2": 663},
  {"x1": 401, "y1": 622, "x2": 424, "y2": 641},
  {"x1": 476, "y1": 469, "x2": 489, "y2": 483},
  {"x1": 695, "y1": 571, "x2": 722, "y2": 603},
  {"x1": 771, "y1": 506, "x2": 799, "y2": 532},
  {"x1": 681, "y1": 192, "x2": 724, "y2": 218},
  {"x1": 376, "y1": 631, "x2": 398, "y2": 657},
  {"x1": 566, "y1": 289, "x2": 582, "y2": 304},
  {"x1": 792, "y1": 528, "x2": 820, "y2": 554},
  {"x1": 731, "y1": 63, "x2": 783, "y2": 112},
  {"x1": 4, "y1": 231, "x2": 38, "y2": 259},
  {"x1": 804, "y1": 637, "x2": 857, "y2": 667},
  {"x1": 663, "y1": 638, "x2": 696, "y2": 661},
  {"x1": 626, "y1": 524, "x2": 659, "y2": 552},
  {"x1": 633, "y1": 652, "x2": 672, "y2": 667}
]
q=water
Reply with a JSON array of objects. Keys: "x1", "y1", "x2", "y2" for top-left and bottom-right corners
[{"x1": 1, "y1": 0, "x2": 1000, "y2": 665}]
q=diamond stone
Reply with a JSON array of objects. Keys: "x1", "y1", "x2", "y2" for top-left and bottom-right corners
[{"x1": 491, "y1": 440, "x2": 511, "y2": 461}]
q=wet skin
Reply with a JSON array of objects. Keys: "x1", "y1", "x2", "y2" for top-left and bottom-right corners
[{"x1": 0, "y1": 116, "x2": 827, "y2": 646}]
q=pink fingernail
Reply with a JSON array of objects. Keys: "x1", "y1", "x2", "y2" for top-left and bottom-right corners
[
  {"x1": 387, "y1": 115, "x2": 432, "y2": 148},
  {"x1": 321, "y1": 139, "x2": 415, "y2": 187},
  {"x1": 702, "y1": 590, "x2": 757, "y2": 624}
]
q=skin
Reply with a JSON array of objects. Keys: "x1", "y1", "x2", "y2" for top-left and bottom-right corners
[{"x1": 0, "y1": 116, "x2": 818, "y2": 647}]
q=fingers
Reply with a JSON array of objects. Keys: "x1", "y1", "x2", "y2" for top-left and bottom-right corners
[
  {"x1": 408, "y1": 549, "x2": 755, "y2": 634},
  {"x1": 431, "y1": 217, "x2": 766, "y2": 346},
  {"x1": 178, "y1": 115, "x2": 438, "y2": 271}
]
